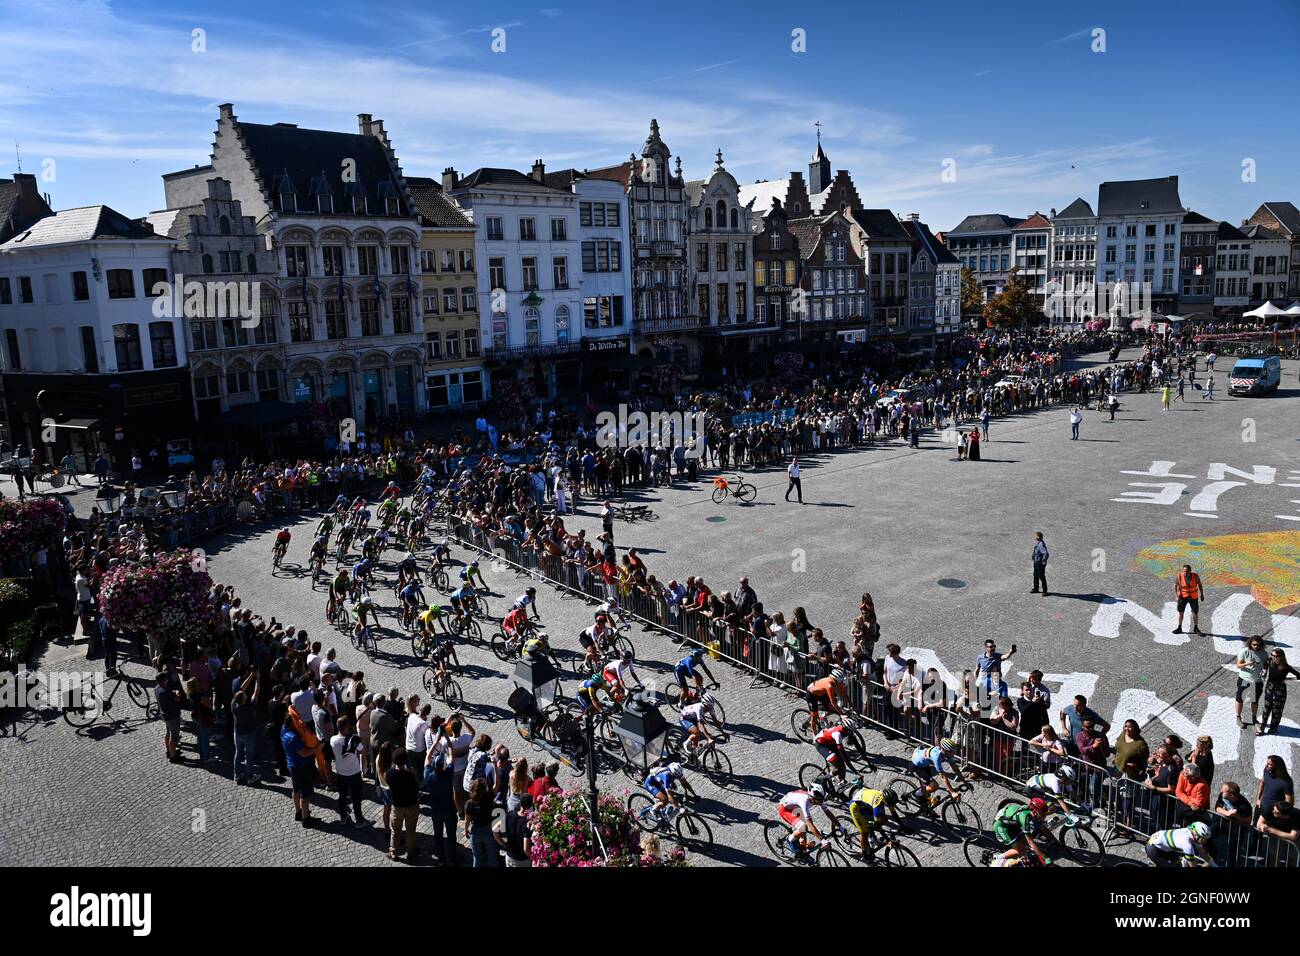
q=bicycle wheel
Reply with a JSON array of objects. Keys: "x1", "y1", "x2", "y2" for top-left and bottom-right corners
[
  {"x1": 700, "y1": 746, "x2": 733, "y2": 783},
  {"x1": 432, "y1": 569, "x2": 449, "y2": 592},
  {"x1": 941, "y1": 798, "x2": 983, "y2": 838},
  {"x1": 441, "y1": 679, "x2": 464, "y2": 710},
  {"x1": 464, "y1": 618, "x2": 482, "y2": 641},
  {"x1": 489, "y1": 632, "x2": 511, "y2": 661},
  {"x1": 62, "y1": 685, "x2": 102, "y2": 727},
  {"x1": 815, "y1": 844, "x2": 851, "y2": 867},
  {"x1": 883, "y1": 840, "x2": 923, "y2": 868},
  {"x1": 627, "y1": 793, "x2": 661, "y2": 833},
  {"x1": 790, "y1": 708, "x2": 815, "y2": 742},
  {"x1": 763, "y1": 821, "x2": 798, "y2": 864},
  {"x1": 476, "y1": 597, "x2": 492, "y2": 619},
  {"x1": 962, "y1": 833, "x2": 1000, "y2": 867},
  {"x1": 736, "y1": 482, "x2": 757, "y2": 502},
  {"x1": 611, "y1": 635, "x2": 636, "y2": 660},
  {"x1": 710, "y1": 486, "x2": 727, "y2": 504},
  {"x1": 885, "y1": 777, "x2": 926, "y2": 816},
  {"x1": 422, "y1": 668, "x2": 435, "y2": 694},
  {"x1": 411, "y1": 634, "x2": 427, "y2": 659},
  {"x1": 1058, "y1": 824, "x2": 1105, "y2": 867},
  {"x1": 125, "y1": 678, "x2": 151, "y2": 712},
  {"x1": 798, "y1": 763, "x2": 827, "y2": 792},
  {"x1": 675, "y1": 810, "x2": 714, "y2": 850}
]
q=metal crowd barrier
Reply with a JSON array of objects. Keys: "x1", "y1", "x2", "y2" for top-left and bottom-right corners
[{"x1": 448, "y1": 514, "x2": 1298, "y2": 867}]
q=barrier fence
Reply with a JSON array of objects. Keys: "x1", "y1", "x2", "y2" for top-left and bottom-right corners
[{"x1": 450, "y1": 514, "x2": 1299, "y2": 868}]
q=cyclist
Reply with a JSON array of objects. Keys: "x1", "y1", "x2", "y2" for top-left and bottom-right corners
[
  {"x1": 673, "y1": 647, "x2": 716, "y2": 697},
  {"x1": 576, "y1": 673, "x2": 608, "y2": 716},
  {"x1": 848, "y1": 785, "x2": 902, "y2": 862},
  {"x1": 1024, "y1": 765, "x2": 1077, "y2": 816},
  {"x1": 777, "y1": 785, "x2": 830, "y2": 856},
  {"x1": 814, "y1": 724, "x2": 852, "y2": 786},
  {"x1": 328, "y1": 568, "x2": 351, "y2": 622},
  {"x1": 272, "y1": 528, "x2": 291, "y2": 565},
  {"x1": 377, "y1": 496, "x2": 398, "y2": 528},
  {"x1": 458, "y1": 560, "x2": 487, "y2": 592},
  {"x1": 643, "y1": 762, "x2": 695, "y2": 816},
  {"x1": 351, "y1": 557, "x2": 375, "y2": 595},
  {"x1": 501, "y1": 605, "x2": 534, "y2": 652},
  {"x1": 578, "y1": 615, "x2": 615, "y2": 672},
  {"x1": 335, "y1": 522, "x2": 355, "y2": 562},
  {"x1": 379, "y1": 479, "x2": 401, "y2": 503},
  {"x1": 395, "y1": 549, "x2": 420, "y2": 585},
  {"x1": 308, "y1": 534, "x2": 328, "y2": 582},
  {"x1": 601, "y1": 650, "x2": 643, "y2": 702},
  {"x1": 314, "y1": 512, "x2": 335, "y2": 545},
  {"x1": 431, "y1": 537, "x2": 452, "y2": 569},
  {"x1": 806, "y1": 668, "x2": 850, "y2": 733},
  {"x1": 1145, "y1": 822, "x2": 1215, "y2": 868},
  {"x1": 679, "y1": 695, "x2": 718, "y2": 752},
  {"x1": 910, "y1": 737, "x2": 964, "y2": 806},
  {"x1": 398, "y1": 579, "x2": 425, "y2": 626},
  {"x1": 351, "y1": 594, "x2": 378, "y2": 652},
  {"x1": 448, "y1": 583, "x2": 480, "y2": 627},
  {"x1": 513, "y1": 586, "x2": 541, "y2": 622},
  {"x1": 521, "y1": 631, "x2": 554, "y2": 664},
  {"x1": 992, "y1": 798, "x2": 1051, "y2": 865},
  {"x1": 416, "y1": 602, "x2": 452, "y2": 640}
]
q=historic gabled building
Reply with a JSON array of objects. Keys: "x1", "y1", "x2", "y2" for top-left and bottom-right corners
[
  {"x1": 405, "y1": 177, "x2": 483, "y2": 410},
  {"x1": 751, "y1": 197, "x2": 800, "y2": 351},
  {"x1": 1241, "y1": 223, "x2": 1290, "y2": 305},
  {"x1": 160, "y1": 105, "x2": 427, "y2": 429},
  {"x1": 1213, "y1": 221, "x2": 1252, "y2": 315},
  {"x1": 787, "y1": 208, "x2": 867, "y2": 350},
  {"x1": 1095, "y1": 176, "x2": 1184, "y2": 321},
  {"x1": 1242, "y1": 202, "x2": 1300, "y2": 302},
  {"x1": 0, "y1": 173, "x2": 53, "y2": 245},
  {"x1": 585, "y1": 120, "x2": 692, "y2": 370},
  {"x1": 444, "y1": 161, "x2": 583, "y2": 401},
  {"x1": 943, "y1": 213, "x2": 1025, "y2": 303},
  {"x1": 1012, "y1": 212, "x2": 1052, "y2": 311},
  {"x1": 1048, "y1": 198, "x2": 1098, "y2": 328},
  {"x1": 1177, "y1": 211, "x2": 1217, "y2": 315},
  {"x1": 851, "y1": 208, "x2": 912, "y2": 345},
  {"x1": 899, "y1": 214, "x2": 943, "y2": 354}
]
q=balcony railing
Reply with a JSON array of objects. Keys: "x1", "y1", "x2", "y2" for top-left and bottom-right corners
[
  {"x1": 483, "y1": 340, "x2": 582, "y2": 360},
  {"x1": 633, "y1": 315, "x2": 701, "y2": 334}
]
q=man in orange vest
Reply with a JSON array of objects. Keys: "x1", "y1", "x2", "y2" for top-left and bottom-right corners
[{"x1": 1172, "y1": 564, "x2": 1205, "y2": 636}]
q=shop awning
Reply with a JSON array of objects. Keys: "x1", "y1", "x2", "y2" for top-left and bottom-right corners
[
  {"x1": 53, "y1": 417, "x2": 102, "y2": 430},
  {"x1": 218, "y1": 400, "x2": 302, "y2": 426}
]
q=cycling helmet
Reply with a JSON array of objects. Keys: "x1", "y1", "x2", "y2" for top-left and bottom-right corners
[
  {"x1": 621, "y1": 649, "x2": 633, "y2": 662},
  {"x1": 1028, "y1": 798, "x2": 1049, "y2": 816},
  {"x1": 808, "y1": 784, "x2": 826, "y2": 801},
  {"x1": 830, "y1": 667, "x2": 847, "y2": 683},
  {"x1": 594, "y1": 611, "x2": 608, "y2": 622},
  {"x1": 1058, "y1": 765, "x2": 1077, "y2": 782},
  {"x1": 590, "y1": 674, "x2": 608, "y2": 689},
  {"x1": 441, "y1": 537, "x2": 451, "y2": 546},
  {"x1": 700, "y1": 692, "x2": 717, "y2": 709},
  {"x1": 883, "y1": 790, "x2": 899, "y2": 809},
  {"x1": 939, "y1": 737, "x2": 958, "y2": 753},
  {"x1": 690, "y1": 648, "x2": 705, "y2": 661},
  {"x1": 1189, "y1": 821, "x2": 1211, "y2": 841},
  {"x1": 469, "y1": 559, "x2": 479, "y2": 568},
  {"x1": 526, "y1": 587, "x2": 536, "y2": 595},
  {"x1": 667, "y1": 762, "x2": 684, "y2": 778}
]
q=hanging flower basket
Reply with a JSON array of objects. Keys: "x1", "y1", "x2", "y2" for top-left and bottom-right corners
[
  {"x1": 529, "y1": 789, "x2": 688, "y2": 867},
  {"x1": 99, "y1": 549, "x2": 214, "y2": 646},
  {"x1": 0, "y1": 497, "x2": 67, "y2": 555}
]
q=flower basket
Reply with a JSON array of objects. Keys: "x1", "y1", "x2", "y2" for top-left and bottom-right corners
[
  {"x1": 99, "y1": 549, "x2": 214, "y2": 646},
  {"x1": 528, "y1": 789, "x2": 688, "y2": 867},
  {"x1": 0, "y1": 497, "x2": 67, "y2": 555}
]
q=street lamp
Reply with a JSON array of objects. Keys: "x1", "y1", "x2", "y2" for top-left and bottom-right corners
[
  {"x1": 613, "y1": 692, "x2": 670, "y2": 777},
  {"x1": 511, "y1": 655, "x2": 560, "y2": 709}
]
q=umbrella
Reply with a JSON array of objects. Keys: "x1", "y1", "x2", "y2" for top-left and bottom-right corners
[{"x1": 1243, "y1": 301, "x2": 1290, "y2": 318}]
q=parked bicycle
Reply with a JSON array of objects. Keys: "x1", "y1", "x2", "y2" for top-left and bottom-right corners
[
  {"x1": 63, "y1": 670, "x2": 157, "y2": 727},
  {"x1": 711, "y1": 473, "x2": 756, "y2": 504}
]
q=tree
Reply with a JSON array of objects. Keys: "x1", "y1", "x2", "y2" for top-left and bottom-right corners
[
  {"x1": 982, "y1": 268, "x2": 1042, "y2": 329},
  {"x1": 959, "y1": 267, "x2": 983, "y2": 321}
]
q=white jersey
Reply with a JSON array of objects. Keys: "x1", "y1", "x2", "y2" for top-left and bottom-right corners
[
  {"x1": 602, "y1": 658, "x2": 639, "y2": 685},
  {"x1": 780, "y1": 790, "x2": 814, "y2": 820},
  {"x1": 1148, "y1": 828, "x2": 1198, "y2": 856}
]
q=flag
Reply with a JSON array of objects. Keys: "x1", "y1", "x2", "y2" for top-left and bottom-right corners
[
  {"x1": 301, "y1": 274, "x2": 308, "y2": 301},
  {"x1": 337, "y1": 274, "x2": 344, "y2": 301},
  {"x1": 373, "y1": 276, "x2": 383, "y2": 299}
]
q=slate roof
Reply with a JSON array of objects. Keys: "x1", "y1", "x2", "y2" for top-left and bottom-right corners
[
  {"x1": 235, "y1": 121, "x2": 412, "y2": 215},
  {"x1": 1255, "y1": 201, "x2": 1300, "y2": 237},
  {"x1": 0, "y1": 205, "x2": 164, "y2": 250},
  {"x1": 405, "y1": 177, "x2": 473, "y2": 229},
  {"x1": 1182, "y1": 210, "x2": 1215, "y2": 226},
  {"x1": 786, "y1": 217, "x2": 828, "y2": 260},
  {"x1": 450, "y1": 167, "x2": 567, "y2": 193},
  {"x1": 851, "y1": 208, "x2": 912, "y2": 242},
  {"x1": 0, "y1": 176, "x2": 54, "y2": 243},
  {"x1": 1217, "y1": 221, "x2": 1249, "y2": 242},
  {"x1": 907, "y1": 219, "x2": 958, "y2": 264},
  {"x1": 1242, "y1": 223, "x2": 1285, "y2": 242},
  {"x1": 947, "y1": 213, "x2": 1024, "y2": 234},
  {"x1": 1096, "y1": 176, "x2": 1182, "y2": 217},
  {"x1": 1053, "y1": 198, "x2": 1095, "y2": 220}
]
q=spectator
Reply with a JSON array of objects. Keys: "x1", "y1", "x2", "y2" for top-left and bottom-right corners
[
  {"x1": 1257, "y1": 802, "x2": 1299, "y2": 843},
  {"x1": 1028, "y1": 725, "x2": 1066, "y2": 769},
  {"x1": 1260, "y1": 648, "x2": 1300, "y2": 737},
  {"x1": 1112, "y1": 720, "x2": 1150, "y2": 780},
  {"x1": 1175, "y1": 763, "x2": 1210, "y2": 818},
  {"x1": 1233, "y1": 634, "x2": 1268, "y2": 729},
  {"x1": 463, "y1": 777, "x2": 499, "y2": 867},
  {"x1": 1214, "y1": 782, "x2": 1251, "y2": 826},
  {"x1": 497, "y1": 792, "x2": 533, "y2": 868},
  {"x1": 424, "y1": 746, "x2": 459, "y2": 867},
  {"x1": 154, "y1": 671, "x2": 184, "y2": 764},
  {"x1": 1015, "y1": 681, "x2": 1048, "y2": 740},
  {"x1": 281, "y1": 711, "x2": 319, "y2": 828},
  {"x1": 1189, "y1": 736, "x2": 1215, "y2": 789},
  {"x1": 386, "y1": 748, "x2": 420, "y2": 861},
  {"x1": 1256, "y1": 755, "x2": 1294, "y2": 823},
  {"x1": 330, "y1": 715, "x2": 367, "y2": 827}
]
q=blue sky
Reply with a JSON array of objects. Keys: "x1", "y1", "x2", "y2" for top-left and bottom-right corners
[{"x1": 1, "y1": 0, "x2": 1297, "y2": 230}]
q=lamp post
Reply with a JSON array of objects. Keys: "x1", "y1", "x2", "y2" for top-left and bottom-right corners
[{"x1": 613, "y1": 692, "x2": 670, "y2": 779}]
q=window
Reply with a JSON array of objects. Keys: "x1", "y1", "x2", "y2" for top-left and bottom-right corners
[
  {"x1": 519, "y1": 217, "x2": 536, "y2": 241},
  {"x1": 352, "y1": 193, "x2": 367, "y2": 215},
  {"x1": 72, "y1": 271, "x2": 90, "y2": 301},
  {"x1": 704, "y1": 208, "x2": 713, "y2": 229},
  {"x1": 221, "y1": 319, "x2": 249, "y2": 348},
  {"x1": 464, "y1": 329, "x2": 479, "y2": 357},
  {"x1": 522, "y1": 257, "x2": 538, "y2": 291},
  {"x1": 583, "y1": 295, "x2": 624, "y2": 328},
  {"x1": 459, "y1": 250, "x2": 473, "y2": 272},
  {"x1": 462, "y1": 370, "x2": 484, "y2": 403},
  {"x1": 441, "y1": 249, "x2": 456, "y2": 273},
  {"x1": 256, "y1": 367, "x2": 279, "y2": 400},
  {"x1": 716, "y1": 283, "x2": 728, "y2": 320},
  {"x1": 391, "y1": 245, "x2": 411, "y2": 276},
  {"x1": 555, "y1": 304, "x2": 570, "y2": 343},
  {"x1": 1165, "y1": 223, "x2": 1175, "y2": 235},
  {"x1": 149, "y1": 321, "x2": 178, "y2": 367},
  {"x1": 489, "y1": 257, "x2": 506, "y2": 291},
  {"x1": 716, "y1": 243, "x2": 726, "y2": 272},
  {"x1": 444, "y1": 331, "x2": 461, "y2": 359},
  {"x1": 113, "y1": 324, "x2": 144, "y2": 371},
  {"x1": 486, "y1": 217, "x2": 503, "y2": 241},
  {"x1": 141, "y1": 267, "x2": 168, "y2": 296},
  {"x1": 201, "y1": 254, "x2": 214, "y2": 274},
  {"x1": 4, "y1": 329, "x2": 20, "y2": 370},
  {"x1": 551, "y1": 218, "x2": 567, "y2": 241},
  {"x1": 226, "y1": 368, "x2": 252, "y2": 395},
  {"x1": 523, "y1": 307, "x2": 540, "y2": 346},
  {"x1": 392, "y1": 296, "x2": 412, "y2": 334},
  {"x1": 420, "y1": 250, "x2": 436, "y2": 273},
  {"x1": 385, "y1": 196, "x2": 400, "y2": 216},
  {"x1": 219, "y1": 251, "x2": 241, "y2": 273},
  {"x1": 426, "y1": 331, "x2": 443, "y2": 360},
  {"x1": 80, "y1": 326, "x2": 99, "y2": 372},
  {"x1": 735, "y1": 283, "x2": 746, "y2": 319},
  {"x1": 360, "y1": 298, "x2": 381, "y2": 336},
  {"x1": 191, "y1": 320, "x2": 218, "y2": 350},
  {"x1": 696, "y1": 243, "x2": 710, "y2": 271},
  {"x1": 424, "y1": 293, "x2": 438, "y2": 314},
  {"x1": 284, "y1": 245, "x2": 309, "y2": 277},
  {"x1": 605, "y1": 203, "x2": 620, "y2": 227},
  {"x1": 357, "y1": 246, "x2": 378, "y2": 276},
  {"x1": 279, "y1": 191, "x2": 296, "y2": 213},
  {"x1": 755, "y1": 260, "x2": 767, "y2": 286},
  {"x1": 288, "y1": 301, "x2": 311, "y2": 342},
  {"x1": 734, "y1": 244, "x2": 746, "y2": 271},
  {"x1": 325, "y1": 300, "x2": 347, "y2": 339},
  {"x1": 323, "y1": 246, "x2": 344, "y2": 277},
  {"x1": 1106, "y1": 225, "x2": 1117, "y2": 238},
  {"x1": 553, "y1": 257, "x2": 568, "y2": 289},
  {"x1": 106, "y1": 269, "x2": 135, "y2": 299},
  {"x1": 580, "y1": 203, "x2": 593, "y2": 227}
]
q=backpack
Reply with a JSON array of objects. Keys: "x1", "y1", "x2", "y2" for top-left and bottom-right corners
[{"x1": 463, "y1": 748, "x2": 491, "y2": 792}]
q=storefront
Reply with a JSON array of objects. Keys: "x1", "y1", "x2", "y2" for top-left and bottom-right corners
[{"x1": 425, "y1": 367, "x2": 486, "y2": 409}]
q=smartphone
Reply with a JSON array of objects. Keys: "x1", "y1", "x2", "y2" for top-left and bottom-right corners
[{"x1": 1010, "y1": 644, "x2": 1017, "y2": 654}]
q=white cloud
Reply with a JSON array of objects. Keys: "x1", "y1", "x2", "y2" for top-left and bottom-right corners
[{"x1": 1048, "y1": 27, "x2": 1093, "y2": 45}]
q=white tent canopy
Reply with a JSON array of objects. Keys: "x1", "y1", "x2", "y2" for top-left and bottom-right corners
[
  {"x1": 1285, "y1": 302, "x2": 1300, "y2": 315},
  {"x1": 1243, "y1": 300, "x2": 1290, "y2": 317}
]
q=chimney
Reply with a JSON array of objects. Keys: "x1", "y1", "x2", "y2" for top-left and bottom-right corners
[
  {"x1": 908, "y1": 212, "x2": 919, "y2": 221},
  {"x1": 218, "y1": 103, "x2": 235, "y2": 122},
  {"x1": 357, "y1": 113, "x2": 374, "y2": 135},
  {"x1": 531, "y1": 159, "x2": 545, "y2": 183},
  {"x1": 13, "y1": 172, "x2": 38, "y2": 199},
  {"x1": 442, "y1": 167, "x2": 457, "y2": 192},
  {"x1": 1050, "y1": 207, "x2": 1057, "y2": 218}
]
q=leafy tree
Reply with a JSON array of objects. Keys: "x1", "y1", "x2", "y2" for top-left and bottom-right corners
[
  {"x1": 982, "y1": 268, "x2": 1042, "y2": 329},
  {"x1": 960, "y1": 267, "x2": 983, "y2": 320}
]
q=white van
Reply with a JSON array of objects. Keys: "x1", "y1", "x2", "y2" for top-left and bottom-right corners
[{"x1": 1228, "y1": 356, "x2": 1282, "y2": 395}]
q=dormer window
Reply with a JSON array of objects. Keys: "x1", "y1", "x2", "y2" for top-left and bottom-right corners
[
  {"x1": 278, "y1": 191, "x2": 296, "y2": 212},
  {"x1": 318, "y1": 194, "x2": 333, "y2": 214},
  {"x1": 386, "y1": 197, "x2": 399, "y2": 215},
  {"x1": 274, "y1": 173, "x2": 298, "y2": 213},
  {"x1": 352, "y1": 194, "x2": 367, "y2": 214}
]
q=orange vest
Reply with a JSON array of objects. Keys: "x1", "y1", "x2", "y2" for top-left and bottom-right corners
[{"x1": 1176, "y1": 572, "x2": 1200, "y2": 598}]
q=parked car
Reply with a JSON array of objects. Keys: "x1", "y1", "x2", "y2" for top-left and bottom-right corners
[{"x1": 1228, "y1": 356, "x2": 1282, "y2": 395}]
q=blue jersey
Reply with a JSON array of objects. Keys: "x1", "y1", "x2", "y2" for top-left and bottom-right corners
[
  {"x1": 400, "y1": 583, "x2": 423, "y2": 602},
  {"x1": 644, "y1": 770, "x2": 674, "y2": 795},
  {"x1": 911, "y1": 746, "x2": 953, "y2": 774},
  {"x1": 674, "y1": 656, "x2": 701, "y2": 678},
  {"x1": 459, "y1": 565, "x2": 479, "y2": 580},
  {"x1": 449, "y1": 586, "x2": 474, "y2": 602},
  {"x1": 353, "y1": 560, "x2": 373, "y2": 578}
]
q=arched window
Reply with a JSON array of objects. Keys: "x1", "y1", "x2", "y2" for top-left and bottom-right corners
[
  {"x1": 219, "y1": 215, "x2": 231, "y2": 236},
  {"x1": 730, "y1": 208, "x2": 738, "y2": 230},
  {"x1": 523, "y1": 307, "x2": 540, "y2": 346},
  {"x1": 555, "y1": 304, "x2": 570, "y2": 344},
  {"x1": 704, "y1": 208, "x2": 712, "y2": 229},
  {"x1": 716, "y1": 200, "x2": 726, "y2": 225},
  {"x1": 202, "y1": 253, "x2": 214, "y2": 275}
]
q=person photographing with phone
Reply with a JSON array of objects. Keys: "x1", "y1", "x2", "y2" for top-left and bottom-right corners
[{"x1": 976, "y1": 639, "x2": 1016, "y2": 701}]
